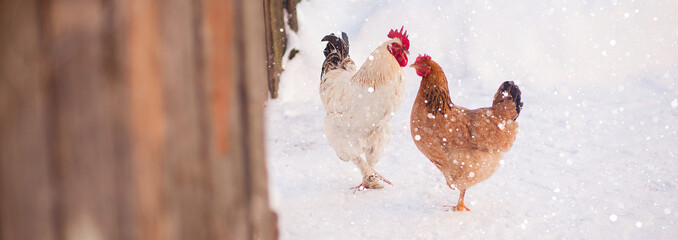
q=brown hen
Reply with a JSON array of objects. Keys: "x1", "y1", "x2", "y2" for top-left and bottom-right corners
[{"x1": 409, "y1": 54, "x2": 523, "y2": 211}]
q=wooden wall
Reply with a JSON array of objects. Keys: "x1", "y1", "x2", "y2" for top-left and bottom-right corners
[{"x1": 0, "y1": 0, "x2": 278, "y2": 239}]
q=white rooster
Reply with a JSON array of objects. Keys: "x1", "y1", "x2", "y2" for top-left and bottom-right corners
[{"x1": 320, "y1": 27, "x2": 410, "y2": 189}]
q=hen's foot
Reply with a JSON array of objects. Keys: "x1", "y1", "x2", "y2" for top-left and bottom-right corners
[
  {"x1": 443, "y1": 202, "x2": 471, "y2": 212},
  {"x1": 443, "y1": 203, "x2": 471, "y2": 212},
  {"x1": 453, "y1": 203, "x2": 471, "y2": 211}
]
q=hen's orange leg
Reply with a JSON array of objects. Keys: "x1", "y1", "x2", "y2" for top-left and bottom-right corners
[
  {"x1": 445, "y1": 189, "x2": 470, "y2": 211},
  {"x1": 454, "y1": 189, "x2": 470, "y2": 211}
]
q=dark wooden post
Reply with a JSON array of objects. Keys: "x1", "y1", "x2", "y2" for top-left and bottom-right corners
[
  {"x1": 0, "y1": 0, "x2": 278, "y2": 239},
  {"x1": 264, "y1": 0, "x2": 286, "y2": 99},
  {"x1": 286, "y1": 0, "x2": 301, "y2": 32},
  {"x1": 264, "y1": 0, "x2": 301, "y2": 98}
]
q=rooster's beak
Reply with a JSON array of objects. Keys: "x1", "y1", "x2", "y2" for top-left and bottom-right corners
[{"x1": 403, "y1": 49, "x2": 410, "y2": 55}]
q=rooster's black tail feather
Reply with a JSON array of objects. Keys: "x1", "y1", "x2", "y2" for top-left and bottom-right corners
[{"x1": 321, "y1": 32, "x2": 350, "y2": 80}]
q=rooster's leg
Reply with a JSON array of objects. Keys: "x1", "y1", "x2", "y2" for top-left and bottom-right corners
[
  {"x1": 350, "y1": 157, "x2": 391, "y2": 190},
  {"x1": 361, "y1": 128, "x2": 393, "y2": 188},
  {"x1": 452, "y1": 189, "x2": 470, "y2": 211}
]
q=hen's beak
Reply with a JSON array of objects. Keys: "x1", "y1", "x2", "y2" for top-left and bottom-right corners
[{"x1": 409, "y1": 64, "x2": 416, "y2": 68}]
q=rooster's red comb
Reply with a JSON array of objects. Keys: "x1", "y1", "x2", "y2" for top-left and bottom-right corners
[
  {"x1": 416, "y1": 54, "x2": 431, "y2": 63},
  {"x1": 387, "y1": 26, "x2": 410, "y2": 50}
]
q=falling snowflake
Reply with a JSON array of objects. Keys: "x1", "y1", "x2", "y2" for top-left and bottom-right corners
[{"x1": 415, "y1": 135, "x2": 421, "y2": 141}]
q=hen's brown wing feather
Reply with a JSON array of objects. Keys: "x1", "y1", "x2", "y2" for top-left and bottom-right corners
[{"x1": 455, "y1": 106, "x2": 519, "y2": 152}]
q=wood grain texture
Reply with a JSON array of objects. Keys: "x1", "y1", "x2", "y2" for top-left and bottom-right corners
[
  {"x1": 0, "y1": 0, "x2": 55, "y2": 239},
  {"x1": 264, "y1": 0, "x2": 285, "y2": 99},
  {"x1": 0, "y1": 0, "x2": 277, "y2": 239}
]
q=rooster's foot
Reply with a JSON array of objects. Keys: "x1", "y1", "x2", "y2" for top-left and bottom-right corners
[{"x1": 351, "y1": 173, "x2": 392, "y2": 191}]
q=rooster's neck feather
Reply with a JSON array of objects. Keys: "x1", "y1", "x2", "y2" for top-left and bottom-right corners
[{"x1": 352, "y1": 41, "x2": 401, "y2": 88}]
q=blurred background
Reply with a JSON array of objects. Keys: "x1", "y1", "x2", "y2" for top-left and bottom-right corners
[{"x1": 0, "y1": 0, "x2": 289, "y2": 239}]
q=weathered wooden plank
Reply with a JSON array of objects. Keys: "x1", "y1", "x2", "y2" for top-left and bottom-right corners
[
  {"x1": 265, "y1": 0, "x2": 286, "y2": 99},
  {"x1": 158, "y1": 0, "x2": 211, "y2": 239},
  {"x1": 202, "y1": 0, "x2": 251, "y2": 239},
  {"x1": 44, "y1": 0, "x2": 127, "y2": 239},
  {"x1": 124, "y1": 0, "x2": 169, "y2": 239},
  {"x1": 0, "y1": 0, "x2": 56, "y2": 239},
  {"x1": 241, "y1": 0, "x2": 279, "y2": 239}
]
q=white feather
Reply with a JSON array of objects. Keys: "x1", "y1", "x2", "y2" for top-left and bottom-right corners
[{"x1": 320, "y1": 38, "x2": 406, "y2": 180}]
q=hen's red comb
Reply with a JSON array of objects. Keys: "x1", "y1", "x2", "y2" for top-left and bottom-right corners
[
  {"x1": 387, "y1": 26, "x2": 410, "y2": 50},
  {"x1": 416, "y1": 54, "x2": 431, "y2": 63}
]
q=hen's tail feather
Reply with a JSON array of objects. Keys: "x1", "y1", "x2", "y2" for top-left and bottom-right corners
[
  {"x1": 321, "y1": 32, "x2": 350, "y2": 80},
  {"x1": 493, "y1": 81, "x2": 523, "y2": 120}
]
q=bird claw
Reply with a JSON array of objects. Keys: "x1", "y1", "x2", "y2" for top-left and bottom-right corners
[
  {"x1": 454, "y1": 204, "x2": 471, "y2": 211},
  {"x1": 443, "y1": 203, "x2": 470, "y2": 212},
  {"x1": 351, "y1": 183, "x2": 374, "y2": 191},
  {"x1": 350, "y1": 172, "x2": 392, "y2": 191},
  {"x1": 373, "y1": 172, "x2": 393, "y2": 185}
]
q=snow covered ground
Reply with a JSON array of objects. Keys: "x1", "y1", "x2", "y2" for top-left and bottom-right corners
[{"x1": 265, "y1": 1, "x2": 678, "y2": 239}]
